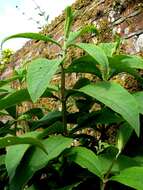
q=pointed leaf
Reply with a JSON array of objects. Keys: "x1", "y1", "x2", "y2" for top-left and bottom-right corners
[
  {"x1": 0, "y1": 89, "x2": 30, "y2": 110},
  {"x1": 64, "y1": 6, "x2": 74, "y2": 39},
  {"x1": 74, "y1": 43, "x2": 109, "y2": 79},
  {"x1": 111, "y1": 167, "x2": 143, "y2": 190},
  {"x1": 68, "y1": 147, "x2": 102, "y2": 178},
  {"x1": 67, "y1": 25, "x2": 98, "y2": 46},
  {"x1": 1, "y1": 32, "x2": 61, "y2": 48},
  {"x1": 0, "y1": 135, "x2": 46, "y2": 152},
  {"x1": 109, "y1": 54, "x2": 143, "y2": 69},
  {"x1": 66, "y1": 55, "x2": 102, "y2": 78},
  {"x1": 9, "y1": 136, "x2": 73, "y2": 190},
  {"x1": 133, "y1": 91, "x2": 143, "y2": 114},
  {"x1": 116, "y1": 123, "x2": 133, "y2": 152},
  {"x1": 79, "y1": 81, "x2": 140, "y2": 136},
  {"x1": 27, "y1": 58, "x2": 62, "y2": 102},
  {"x1": 5, "y1": 131, "x2": 41, "y2": 181},
  {"x1": 98, "y1": 42, "x2": 117, "y2": 57}
]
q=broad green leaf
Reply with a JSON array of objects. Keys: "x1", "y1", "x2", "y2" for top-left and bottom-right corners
[
  {"x1": 1, "y1": 32, "x2": 61, "y2": 48},
  {"x1": 67, "y1": 25, "x2": 98, "y2": 46},
  {"x1": 133, "y1": 91, "x2": 143, "y2": 114},
  {"x1": 116, "y1": 123, "x2": 133, "y2": 153},
  {"x1": 109, "y1": 66, "x2": 143, "y2": 83},
  {"x1": 66, "y1": 55, "x2": 102, "y2": 78},
  {"x1": 39, "y1": 121, "x2": 64, "y2": 138},
  {"x1": 71, "y1": 108, "x2": 123, "y2": 134},
  {"x1": 0, "y1": 89, "x2": 30, "y2": 110},
  {"x1": 9, "y1": 136, "x2": 73, "y2": 190},
  {"x1": 30, "y1": 111, "x2": 62, "y2": 130},
  {"x1": 64, "y1": 6, "x2": 74, "y2": 39},
  {"x1": 111, "y1": 167, "x2": 143, "y2": 190},
  {"x1": 109, "y1": 54, "x2": 143, "y2": 69},
  {"x1": 74, "y1": 43, "x2": 109, "y2": 79},
  {"x1": 20, "y1": 108, "x2": 44, "y2": 119},
  {"x1": 79, "y1": 81, "x2": 140, "y2": 136},
  {"x1": 68, "y1": 147, "x2": 102, "y2": 178},
  {"x1": 0, "y1": 155, "x2": 5, "y2": 166},
  {"x1": 27, "y1": 58, "x2": 62, "y2": 102},
  {"x1": 98, "y1": 149, "x2": 140, "y2": 175},
  {"x1": 98, "y1": 42, "x2": 117, "y2": 57},
  {"x1": 5, "y1": 131, "x2": 41, "y2": 181},
  {"x1": 0, "y1": 76, "x2": 20, "y2": 87},
  {"x1": 6, "y1": 106, "x2": 17, "y2": 119},
  {"x1": 0, "y1": 136, "x2": 46, "y2": 153}
]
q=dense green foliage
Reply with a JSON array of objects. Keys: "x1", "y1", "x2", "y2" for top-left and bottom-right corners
[{"x1": 1, "y1": 6, "x2": 143, "y2": 190}]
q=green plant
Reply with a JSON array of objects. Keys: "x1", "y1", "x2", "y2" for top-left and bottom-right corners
[
  {"x1": 0, "y1": 49, "x2": 14, "y2": 73},
  {"x1": 1, "y1": 6, "x2": 143, "y2": 190}
]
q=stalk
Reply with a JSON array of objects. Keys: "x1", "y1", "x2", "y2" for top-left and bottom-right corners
[
  {"x1": 60, "y1": 62, "x2": 67, "y2": 135},
  {"x1": 100, "y1": 151, "x2": 120, "y2": 190}
]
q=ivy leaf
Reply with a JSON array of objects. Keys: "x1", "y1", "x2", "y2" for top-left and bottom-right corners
[
  {"x1": 27, "y1": 58, "x2": 62, "y2": 102},
  {"x1": 79, "y1": 81, "x2": 140, "y2": 136},
  {"x1": 1, "y1": 32, "x2": 61, "y2": 48},
  {"x1": 111, "y1": 167, "x2": 143, "y2": 190}
]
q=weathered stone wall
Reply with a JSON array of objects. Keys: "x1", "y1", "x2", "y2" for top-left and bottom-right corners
[
  {"x1": 9, "y1": 0, "x2": 143, "y2": 66},
  {"x1": 1, "y1": 0, "x2": 143, "y2": 112}
]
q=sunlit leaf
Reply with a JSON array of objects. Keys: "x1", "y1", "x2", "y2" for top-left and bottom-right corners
[
  {"x1": 27, "y1": 58, "x2": 62, "y2": 102},
  {"x1": 79, "y1": 81, "x2": 140, "y2": 136}
]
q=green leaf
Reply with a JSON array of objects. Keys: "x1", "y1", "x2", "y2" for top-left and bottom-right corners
[
  {"x1": 98, "y1": 42, "x2": 117, "y2": 57},
  {"x1": 39, "y1": 121, "x2": 64, "y2": 138},
  {"x1": 68, "y1": 147, "x2": 102, "y2": 178},
  {"x1": 111, "y1": 167, "x2": 143, "y2": 190},
  {"x1": 98, "y1": 149, "x2": 140, "y2": 175},
  {"x1": 71, "y1": 108, "x2": 123, "y2": 134},
  {"x1": 27, "y1": 58, "x2": 62, "y2": 102},
  {"x1": 109, "y1": 54, "x2": 143, "y2": 70},
  {"x1": 67, "y1": 25, "x2": 98, "y2": 46},
  {"x1": 0, "y1": 76, "x2": 20, "y2": 87},
  {"x1": 5, "y1": 131, "x2": 41, "y2": 182},
  {"x1": 116, "y1": 123, "x2": 133, "y2": 153},
  {"x1": 74, "y1": 43, "x2": 109, "y2": 79},
  {"x1": 0, "y1": 89, "x2": 31, "y2": 110},
  {"x1": 30, "y1": 111, "x2": 62, "y2": 130},
  {"x1": 6, "y1": 106, "x2": 17, "y2": 119},
  {"x1": 64, "y1": 6, "x2": 74, "y2": 39},
  {"x1": 66, "y1": 55, "x2": 102, "y2": 78},
  {"x1": 0, "y1": 135, "x2": 46, "y2": 152},
  {"x1": 79, "y1": 81, "x2": 140, "y2": 136},
  {"x1": 9, "y1": 136, "x2": 73, "y2": 190},
  {"x1": 0, "y1": 155, "x2": 5, "y2": 166},
  {"x1": 1, "y1": 32, "x2": 61, "y2": 48},
  {"x1": 133, "y1": 91, "x2": 143, "y2": 114}
]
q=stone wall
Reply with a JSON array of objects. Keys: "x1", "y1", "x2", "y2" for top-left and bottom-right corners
[{"x1": 1, "y1": 0, "x2": 143, "y2": 111}]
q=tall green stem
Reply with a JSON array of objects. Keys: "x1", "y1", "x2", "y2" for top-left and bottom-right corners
[{"x1": 60, "y1": 62, "x2": 67, "y2": 135}]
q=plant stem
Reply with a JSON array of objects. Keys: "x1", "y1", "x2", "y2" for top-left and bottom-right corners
[
  {"x1": 60, "y1": 63, "x2": 67, "y2": 135},
  {"x1": 100, "y1": 180, "x2": 107, "y2": 190},
  {"x1": 100, "y1": 151, "x2": 120, "y2": 190}
]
